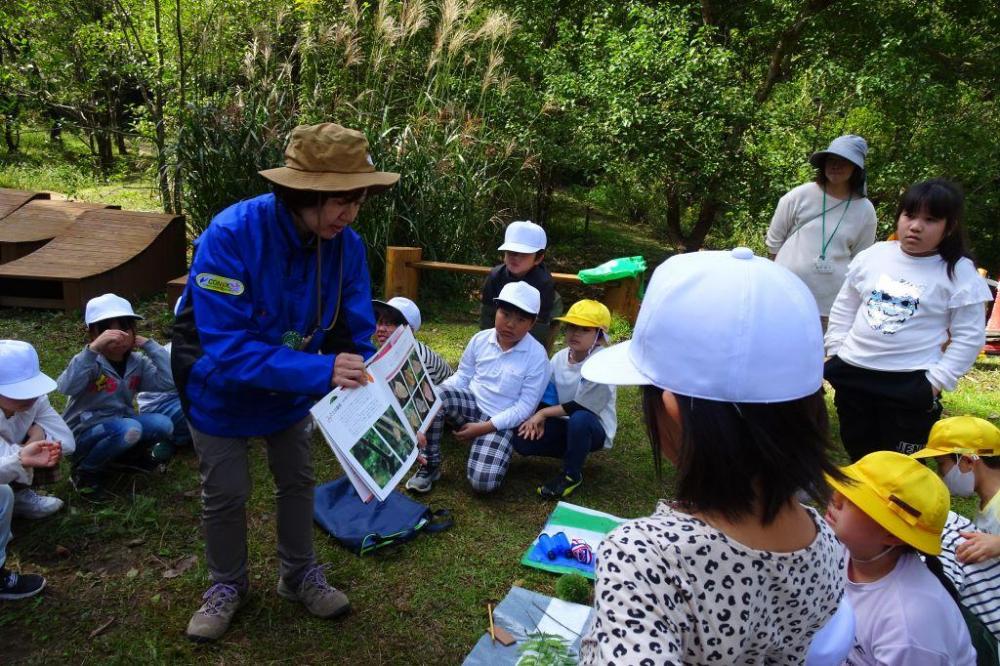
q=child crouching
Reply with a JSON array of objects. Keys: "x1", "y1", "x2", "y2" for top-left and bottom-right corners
[{"x1": 407, "y1": 282, "x2": 548, "y2": 494}]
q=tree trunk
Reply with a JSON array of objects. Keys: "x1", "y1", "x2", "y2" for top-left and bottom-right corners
[{"x1": 3, "y1": 122, "x2": 18, "y2": 152}]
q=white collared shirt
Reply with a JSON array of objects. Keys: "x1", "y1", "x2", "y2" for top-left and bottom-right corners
[{"x1": 442, "y1": 329, "x2": 549, "y2": 431}]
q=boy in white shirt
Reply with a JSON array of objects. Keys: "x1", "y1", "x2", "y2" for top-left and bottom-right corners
[
  {"x1": 826, "y1": 451, "x2": 976, "y2": 665},
  {"x1": 0, "y1": 341, "x2": 74, "y2": 519},
  {"x1": 406, "y1": 282, "x2": 549, "y2": 494}
]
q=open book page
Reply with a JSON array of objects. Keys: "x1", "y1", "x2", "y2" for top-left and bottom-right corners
[
  {"x1": 368, "y1": 325, "x2": 443, "y2": 433},
  {"x1": 310, "y1": 372, "x2": 419, "y2": 502}
]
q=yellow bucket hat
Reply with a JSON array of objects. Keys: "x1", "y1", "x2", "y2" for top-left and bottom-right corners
[
  {"x1": 826, "y1": 451, "x2": 949, "y2": 555},
  {"x1": 554, "y1": 299, "x2": 611, "y2": 331},
  {"x1": 911, "y1": 416, "x2": 1000, "y2": 460}
]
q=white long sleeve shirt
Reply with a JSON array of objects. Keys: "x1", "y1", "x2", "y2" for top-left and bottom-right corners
[
  {"x1": 0, "y1": 394, "x2": 75, "y2": 487},
  {"x1": 441, "y1": 329, "x2": 548, "y2": 431},
  {"x1": 825, "y1": 242, "x2": 992, "y2": 391}
]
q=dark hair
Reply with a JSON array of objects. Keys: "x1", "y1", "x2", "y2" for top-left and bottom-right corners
[
  {"x1": 896, "y1": 178, "x2": 971, "y2": 280},
  {"x1": 274, "y1": 185, "x2": 367, "y2": 213},
  {"x1": 980, "y1": 455, "x2": 1000, "y2": 470},
  {"x1": 374, "y1": 304, "x2": 406, "y2": 327},
  {"x1": 814, "y1": 156, "x2": 867, "y2": 197},
  {"x1": 496, "y1": 301, "x2": 537, "y2": 321},
  {"x1": 641, "y1": 386, "x2": 846, "y2": 525}
]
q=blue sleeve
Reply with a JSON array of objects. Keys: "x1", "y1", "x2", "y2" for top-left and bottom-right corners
[{"x1": 190, "y1": 223, "x2": 335, "y2": 395}]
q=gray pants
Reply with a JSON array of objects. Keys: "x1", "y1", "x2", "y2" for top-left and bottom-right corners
[{"x1": 191, "y1": 417, "x2": 315, "y2": 586}]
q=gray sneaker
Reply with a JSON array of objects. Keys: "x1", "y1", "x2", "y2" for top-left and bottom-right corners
[
  {"x1": 186, "y1": 582, "x2": 246, "y2": 642},
  {"x1": 405, "y1": 465, "x2": 441, "y2": 493},
  {"x1": 277, "y1": 564, "x2": 350, "y2": 619}
]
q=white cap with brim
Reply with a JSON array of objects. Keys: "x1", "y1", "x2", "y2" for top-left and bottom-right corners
[
  {"x1": 0, "y1": 340, "x2": 57, "y2": 400},
  {"x1": 85, "y1": 293, "x2": 143, "y2": 326},
  {"x1": 497, "y1": 220, "x2": 547, "y2": 254},
  {"x1": 494, "y1": 281, "x2": 541, "y2": 316},
  {"x1": 372, "y1": 297, "x2": 422, "y2": 332},
  {"x1": 582, "y1": 248, "x2": 824, "y2": 402}
]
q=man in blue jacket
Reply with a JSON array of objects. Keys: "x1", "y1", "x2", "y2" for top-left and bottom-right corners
[{"x1": 172, "y1": 123, "x2": 399, "y2": 642}]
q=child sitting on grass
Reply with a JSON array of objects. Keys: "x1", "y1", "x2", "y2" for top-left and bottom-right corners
[
  {"x1": 0, "y1": 341, "x2": 74, "y2": 519},
  {"x1": 911, "y1": 416, "x2": 1000, "y2": 640},
  {"x1": 372, "y1": 297, "x2": 453, "y2": 385},
  {"x1": 479, "y1": 220, "x2": 560, "y2": 347},
  {"x1": 0, "y1": 340, "x2": 64, "y2": 600},
  {"x1": 826, "y1": 450, "x2": 976, "y2": 664},
  {"x1": 513, "y1": 299, "x2": 617, "y2": 499},
  {"x1": 407, "y1": 282, "x2": 548, "y2": 494},
  {"x1": 57, "y1": 294, "x2": 176, "y2": 501}
]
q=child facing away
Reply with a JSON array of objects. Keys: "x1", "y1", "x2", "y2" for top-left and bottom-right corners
[
  {"x1": 0, "y1": 340, "x2": 64, "y2": 600},
  {"x1": 479, "y1": 220, "x2": 561, "y2": 347},
  {"x1": 911, "y1": 416, "x2": 1000, "y2": 640},
  {"x1": 826, "y1": 451, "x2": 976, "y2": 665},
  {"x1": 512, "y1": 299, "x2": 617, "y2": 500},
  {"x1": 579, "y1": 248, "x2": 846, "y2": 664},
  {"x1": 824, "y1": 179, "x2": 993, "y2": 460},
  {"x1": 0, "y1": 341, "x2": 75, "y2": 519},
  {"x1": 57, "y1": 294, "x2": 176, "y2": 501},
  {"x1": 371, "y1": 297, "x2": 453, "y2": 385},
  {"x1": 406, "y1": 282, "x2": 549, "y2": 494}
]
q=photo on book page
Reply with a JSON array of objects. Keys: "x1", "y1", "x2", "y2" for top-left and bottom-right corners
[{"x1": 368, "y1": 325, "x2": 443, "y2": 433}]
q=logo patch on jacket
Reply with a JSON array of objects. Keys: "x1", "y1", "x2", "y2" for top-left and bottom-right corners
[{"x1": 196, "y1": 273, "x2": 245, "y2": 296}]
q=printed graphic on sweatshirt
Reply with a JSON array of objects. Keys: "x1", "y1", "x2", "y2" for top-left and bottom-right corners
[
  {"x1": 864, "y1": 274, "x2": 923, "y2": 334},
  {"x1": 91, "y1": 373, "x2": 118, "y2": 394}
]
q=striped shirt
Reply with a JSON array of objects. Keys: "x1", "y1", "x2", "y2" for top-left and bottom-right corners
[
  {"x1": 939, "y1": 510, "x2": 1000, "y2": 641},
  {"x1": 416, "y1": 340, "x2": 453, "y2": 386}
]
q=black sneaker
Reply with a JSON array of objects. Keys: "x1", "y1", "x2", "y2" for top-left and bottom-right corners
[
  {"x1": 538, "y1": 474, "x2": 583, "y2": 500},
  {"x1": 109, "y1": 445, "x2": 161, "y2": 474},
  {"x1": 0, "y1": 568, "x2": 46, "y2": 600},
  {"x1": 71, "y1": 468, "x2": 109, "y2": 503}
]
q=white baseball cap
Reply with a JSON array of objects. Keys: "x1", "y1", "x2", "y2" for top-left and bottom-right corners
[
  {"x1": 0, "y1": 340, "x2": 57, "y2": 400},
  {"x1": 372, "y1": 296, "x2": 422, "y2": 332},
  {"x1": 582, "y1": 247, "x2": 823, "y2": 402},
  {"x1": 497, "y1": 220, "x2": 547, "y2": 254},
  {"x1": 495, "y1": 281, "x2": 541, "y2": 316},
  {"x1": 85, "y1": 293, "x2": 143, "y2": 326}
]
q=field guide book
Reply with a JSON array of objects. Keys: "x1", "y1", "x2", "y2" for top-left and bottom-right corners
[{"x1": 311, "y1": 326, "x2": 443, "y2": 502}]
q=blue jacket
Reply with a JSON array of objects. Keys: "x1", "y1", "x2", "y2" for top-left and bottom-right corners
[{"x1": 172, "y1": 193, "x2": 376, "y2": 437}]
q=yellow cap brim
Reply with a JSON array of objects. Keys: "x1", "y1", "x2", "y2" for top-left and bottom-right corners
[
  {"x1": 553, "y1": 314, "x2": 608, "y2": 329},
  {"x1": 826, "y1": 472, "x2": 942, "y2": 555}
]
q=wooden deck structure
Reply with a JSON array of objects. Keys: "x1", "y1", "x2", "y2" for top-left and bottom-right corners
[
  {"x1": 0, "y1": 189, "x2": 50, "y2": 219},
  {"x1": 0, "y1": 199, "x2": 119, "y2": 264},
  {"x1": 0, "y1": 208, "x2": 186, "y2": 311}
]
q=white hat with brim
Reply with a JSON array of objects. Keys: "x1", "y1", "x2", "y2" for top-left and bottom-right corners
[
  {"x1": 497, "y1": 220, "x2": 547, "y2": 254},
  {"x1": 258, "y1": 122, "x2": 400, "y2": 194},
  {"x1": 494, "y1": 281, "x2": 541, "y2": 316},
  {"x1": 582, "y1": 248, "x2": 824, "y2": 402},
  {"x1": 85, "y1": 293, "x2": 143, "y2": 326},
  {"x1": 0, "y1": 340, "x2": 57, "y2": 400},
  {"x1": 372, "y1": 297, "x2": 422, "y2": 332}
]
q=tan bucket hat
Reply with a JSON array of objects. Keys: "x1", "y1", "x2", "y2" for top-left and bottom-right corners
[{"x1": 258, "y1": 123, "x2": 400, "y2": 194}]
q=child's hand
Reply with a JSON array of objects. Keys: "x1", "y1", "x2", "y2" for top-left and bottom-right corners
[
  {"x1": 415, "y1": 432, "x2": 427, "y2": 450},
  {"x1": 455, "y1": 421, "x2": 493, "y2": 442},
  {"x1": 23, "y1": 423, "x2": 45, "y2": 444},
  {"x1": 133, "y1": 335, "x2": 149, "y2": 348},
  {"x1": 89, "y1": 329, "x2": 131, "y2": 355},
  {"x1": 957, "y1": 531, "x2": 1000, "y2": 564},
  {"x1": 18, "y1": 441, "x2": 61, "y2": 468},
  {"x1": 517, "y1": 413, "x2": 546, "y2": 440}
]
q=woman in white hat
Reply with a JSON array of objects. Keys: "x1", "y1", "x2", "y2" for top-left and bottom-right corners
[
  {"x1": 578, "y1": 248, "x2": 847, "y2": 664},
  {"x1": 765, "y1": 135, "x2": 877, "y2": 328},
  {"x1": 172, "y1": 123, "x2": 399, "y2": 642}
]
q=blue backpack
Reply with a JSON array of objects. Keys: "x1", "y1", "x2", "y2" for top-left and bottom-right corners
[{"x1": 313, "y1": 476, "x2": 453, "y2": 555}]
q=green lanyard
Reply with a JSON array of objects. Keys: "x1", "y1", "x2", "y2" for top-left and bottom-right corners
[{"x1": 820, "y1": 189, "x2": 852, "y2": 260}]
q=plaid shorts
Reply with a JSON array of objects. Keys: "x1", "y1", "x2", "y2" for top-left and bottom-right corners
[{"x1": 424, "y1": 386, "x2": 514, "y2": 493}]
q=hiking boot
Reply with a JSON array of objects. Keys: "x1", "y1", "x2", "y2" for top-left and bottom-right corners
[
  {"x1": 405, "y1": 465, "x2": 440, "y2": 493},
  {"x1": 277, "y1": 564, "x2": 350, "y2": 619},
  {"x1": 538, "y1": 473, "x2": 583, "y2": 500},
  {"x1": 71, "y1": 468, "x2": 109, "y2": 504},
  {"x1": 0, "y1": 568, "x2": 46, "y2": 600},
  {"x1": 186, "y1": 582, "x2": 247, "y2": 642},
  {"x1": 13, "y1": 488, "x2": 64, "y2": 519}
]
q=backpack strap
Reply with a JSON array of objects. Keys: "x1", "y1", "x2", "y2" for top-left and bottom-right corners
[{"x1": 422, "y1": 509, "x2": 453, "y2": 533}]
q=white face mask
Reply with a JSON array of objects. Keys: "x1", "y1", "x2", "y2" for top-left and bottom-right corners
[{"x1": 943, "y1": 462, "x2": 976, "y2": 498}]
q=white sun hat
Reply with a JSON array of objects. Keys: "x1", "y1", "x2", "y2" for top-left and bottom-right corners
[
  {"x1": 582, "y1": 247, "x2": 824, "y2": 402},
  {"x1": 495, "y1": 281, "x2": 541, "y2": 316},
  {"x1": 84, "y1": 293, "x2": 143, "y2": 326},
  {"x1": 372, "y1": 296, "x2": 422, "y2": 332},
  {"x1": 497, "y1": 220, "x2": 547, "y2": 254},
  {"x1": 0, "y1": 340, "x2": 57, "y2": 400}
]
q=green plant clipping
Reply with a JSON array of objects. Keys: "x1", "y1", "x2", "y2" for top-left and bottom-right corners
[
  {"x1": 555, "y1": 573, "x2": 591, "y2": 605},
  {"x1": 516, "y1": 633, "x2": 577, "y2": 666}
]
